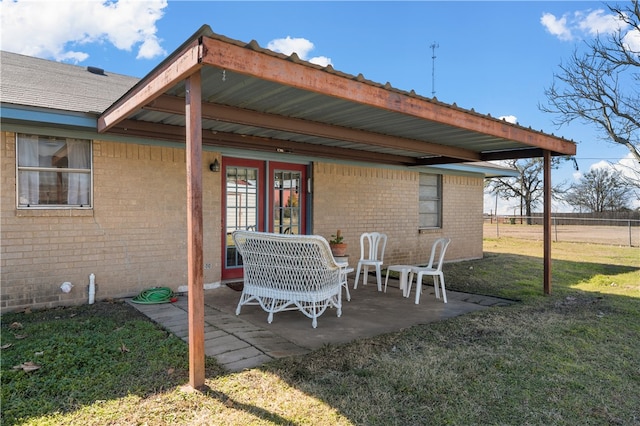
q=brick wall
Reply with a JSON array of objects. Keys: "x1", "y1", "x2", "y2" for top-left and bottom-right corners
[
  {"x1": 440, "y1": 174, "x2": 484, "y2": 260},
  {"x1": 2, "y1": 132, "x2": 483, "y2": 312},
  {"x1": 1, "y1": 133, "x2": 221, "y2": 312},
  {"x1": 312, "y1": 163, "x2": 483, "y2": 267}
]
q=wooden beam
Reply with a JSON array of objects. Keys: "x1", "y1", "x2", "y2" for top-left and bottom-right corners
[
  {"x1": 98, "y1": 40, "x2": 202, "y2": 132},
  {"x1": 412, "y1": 156, "x2": 467, "y2": 166},
  {"x1": 204, "y1": 134, "x2": 416, "y2": 165},
  {"x1": 185, "y1": 71, "x2": 205, "y2": 389},
  {"x1": 543, "y1": 150, "x2": 552, "y2": 295},
  {"x1": 481, "y1": 148, "x2": 546, "y2": 161},
  {"x1": 108, "y1": 120, "x2": 418, "y2": 166},
  {"x1": 200, "y1": 36, "x2": 577, "y2": 156},
  {"x1": 146, "y1": 95, "x2": 481, "y2": 161}
]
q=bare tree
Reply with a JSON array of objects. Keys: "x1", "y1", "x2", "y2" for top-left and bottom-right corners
[
  {"x1": 540, "y1": 0, "x2": 640, "y2": 167},
  {"x1": 486, "y1": 158, "x2": 566, "y2": 224},
  {"x1": 564, "y1": 168, "x2": 632, "y2": 212}
]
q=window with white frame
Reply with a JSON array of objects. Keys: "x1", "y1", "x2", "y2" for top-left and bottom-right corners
[
  {"x1": 418, "y1": 173, "x2": 442, "y2": 228},
  {"x1": 17, "y1": 134, "x2": 92, "y2": 208}
]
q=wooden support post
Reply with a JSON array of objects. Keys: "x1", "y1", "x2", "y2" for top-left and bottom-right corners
[
  {"x1": 185, "y1": 71, "x2": 205, "y2": 388},
  {"x1": 543, "y1": 150, "x2": 552, "y2": 295}
]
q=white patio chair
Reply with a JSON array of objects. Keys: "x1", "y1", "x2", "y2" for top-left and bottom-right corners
[
  {"x1": 353, "y1": 232, "x2": 387, "y2": 292},
  {"x1": 409, "y1": 237, "x2": 451, "y2": 304}
]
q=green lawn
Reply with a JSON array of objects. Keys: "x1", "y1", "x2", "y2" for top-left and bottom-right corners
[{"x1": 2, "y1": 237, "x2": 638, "y2": 425}]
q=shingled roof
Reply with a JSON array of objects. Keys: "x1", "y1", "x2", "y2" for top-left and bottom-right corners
[{"x1": 0, "y1": 50, "x2": 139, "y2": 115}]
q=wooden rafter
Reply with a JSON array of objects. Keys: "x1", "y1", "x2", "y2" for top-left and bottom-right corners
[
  {"x1": 145, "y1": 95, "x2": 482, "y2": 161},
  {"x1": 98, "y1": 32, "x2": 576, "y2": 163},
  {"x1": 98, "y1": 40, "x2": 203, "y2": 132},
  {"x1": 200, "y1": 36, "x2": 577, "y2": 156},
  {"x1": 109, "y1": 120, "x2": 420, "y2": 166}
]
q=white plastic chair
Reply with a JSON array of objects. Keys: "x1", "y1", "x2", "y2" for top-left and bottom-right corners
[
  {"x1": 409, "y1": 237, "x2": 451, "y2": 304},
  {"x1": 353, "y1": 232, "x2": 387, "y2": 292}
]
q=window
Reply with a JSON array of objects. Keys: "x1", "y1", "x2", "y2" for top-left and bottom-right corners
[
  {"x1": 17, "y1": 134, "x2": 92, "y2": 208},
  {"x1": 418, "y1": 173, "x2": 442, "y2": 228}
]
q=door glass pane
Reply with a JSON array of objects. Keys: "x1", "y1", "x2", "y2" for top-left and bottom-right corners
[
  {"x1": 273, "y1": 170, "x2": 301, "y2": 235},
  {"x1": 226, "y1": 167, "x2": 259, "y2": 267}
]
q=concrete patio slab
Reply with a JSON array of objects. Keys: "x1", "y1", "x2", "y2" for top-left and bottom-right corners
[{"x1": 128, "y1": 277, "x2": 514, "y2": 372}]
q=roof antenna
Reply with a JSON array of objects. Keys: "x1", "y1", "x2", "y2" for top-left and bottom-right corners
[{"x1": 430, "y1": 42, "x2": 439, "y2": 97}]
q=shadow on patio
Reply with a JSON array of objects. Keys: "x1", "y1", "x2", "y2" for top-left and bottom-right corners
[{"x1": 130, "y1": 276, "x2": 514, "y2": 372}]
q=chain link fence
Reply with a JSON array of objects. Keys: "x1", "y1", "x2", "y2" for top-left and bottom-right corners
[{"x1": 483, "y1": 216, "x2": 640, "y2": 247}]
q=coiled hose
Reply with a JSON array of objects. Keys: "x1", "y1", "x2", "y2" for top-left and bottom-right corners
[{"x1": 131, "y1": 287, "x2": 174, "y2": 304}]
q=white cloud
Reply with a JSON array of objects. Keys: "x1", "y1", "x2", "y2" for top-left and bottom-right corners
[
  {"x1": 576, "y1": 9, "x2": 624, "y2": 36},
  {"x1": 137, "y1": 37, "x2": 164, "y2": 60},
  {"x1": 498, "y1": 115, "x2": 518, "y2": 124},
  {"x1": 589, "y1": 159, "x2": 612, "y2": 171},
  {"x1": 309, "y1": 55, "x2": 332, "y2": 67},
  {"x1": 601, "y1": 153, "x2": 640, "y2": 181},
  {"x1": 623, "y1": 29, "x2": 640, "y2": 53},
  {"x1": 541, "y1": 8, "x2": 639, "y2": 47},
  {"x1": 267, "y1": 36, "x2": 313, "y2": 57},
  {"x1": 607, "y1": 154, "x2": 640, "y2": 208},
  {"x1": 571, "y1": 9, "x2": 640, "y2": 57},
  {"x1": 0, "y1": 0, "x2": 168, "y2": 62},
  {"x1": 589, "y1": 155, "x2": 639, "y2": 174},
  {"x1": 267, "y1": 36, "x2": 333, "y2": 66},
  {"x1": 588, "y1": 154, "x2": 640, "y2": 205},
  {"x1": 541, "y1": 12, "x2": 573, "y2": 41}
]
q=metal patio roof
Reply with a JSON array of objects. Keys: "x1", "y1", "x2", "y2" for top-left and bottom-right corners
[
  {"x1": 98, "y1": 25, "x2": 576, "y2": 166},
  {"x1": 94, "y1": 25, "x2": 572, "y2": 389}
]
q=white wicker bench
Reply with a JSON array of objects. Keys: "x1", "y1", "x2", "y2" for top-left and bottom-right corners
[{"x1": 232, "y1": 230, "x2": 343, "y2": 328}]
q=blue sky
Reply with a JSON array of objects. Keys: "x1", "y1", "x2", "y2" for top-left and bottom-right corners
[{"x1": 1, "y1": 0, "x2": 638, "y2": 212}]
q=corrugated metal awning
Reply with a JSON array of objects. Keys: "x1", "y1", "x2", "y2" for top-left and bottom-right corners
[
  {"x1": 98, "y1": 25, "x2": 576, "y2": 166},
  {"x1": 96, "y1": 25, "x2": 571, "y2": 389}
]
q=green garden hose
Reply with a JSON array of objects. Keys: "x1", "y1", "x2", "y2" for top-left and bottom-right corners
[{"x1": 131, "y1": 287, "x2": 175, "y2": 304}]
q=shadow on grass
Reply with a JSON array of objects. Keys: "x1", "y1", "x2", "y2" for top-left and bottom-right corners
[
  {"x1": 264, "y1": 252, "x2": 640, "y2": 425},
  {"x1": 1, "y1": 303, "x2": 301, "y2": 425},
  {"x1": 1, "y1": 251, "x2": 637, "y2": 425},
  {"x1": 443, "y1": 251, "x2": 639, "y2": 302},
  {"x1": 199, "y1": 385, "x2": 299, "y2": 426},
  {"x1": 265, "y1": 288, "x2": 640, "y2": 425},
  {"x1": 0, "y1": 302, "x2": 226, "y2": 425}
]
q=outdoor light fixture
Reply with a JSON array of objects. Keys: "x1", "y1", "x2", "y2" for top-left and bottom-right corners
[{"x1": 209, "y1": 158, "x2": 220, "y2": 172}]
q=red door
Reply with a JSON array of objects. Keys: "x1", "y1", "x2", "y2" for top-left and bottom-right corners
[
  {"x1": 221, "y1": 158, "x2": 307, "y2": 280},
  {"x1": 269, "y1": 161, "x2": 306, "y2": 236}
]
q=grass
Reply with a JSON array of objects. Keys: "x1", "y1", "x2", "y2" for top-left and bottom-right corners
[
  {"x1": 2, "y1": 237, "x2": 639, "y2": 425},
  {"x1": 446, "y1": 238, "x2": 639, "y2": 301}
]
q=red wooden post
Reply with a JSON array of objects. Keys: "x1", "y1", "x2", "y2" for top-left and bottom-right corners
[
  {"x1": 543, "y1": 150, "x2": 552, "y2": 295},
  {"x1": 185, "y1": 71, "x2": 205, "y2": 388}
]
